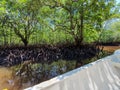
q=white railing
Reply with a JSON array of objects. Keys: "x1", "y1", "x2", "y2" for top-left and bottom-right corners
[{"x1": 25, "y1": 49, "x2": 120, "y2": 90}]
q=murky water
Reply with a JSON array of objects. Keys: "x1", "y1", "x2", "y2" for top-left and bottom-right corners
[
  {"x1": 0, "y1": 67, "x2": 22, "y2": 90},
  {"x1": 0, "y1": 50, "x2": 110, "y2": 90},
  {"x1": 0, "y1": 60, "x2": 76, "y2": 90}
]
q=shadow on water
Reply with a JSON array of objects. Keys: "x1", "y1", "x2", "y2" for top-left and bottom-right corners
[
  {"x1": 0, "y1": 45, "x2": 111, "y2": 90},
  {"x1": 0, "y1": 51, "x2": 109, "y2": 90},
  {"x1": 0, "y1": 50, "x2": 108, "y2": 90},
  {"x1": 0, "y1": 60, "x2": 76, "y2": 90}
]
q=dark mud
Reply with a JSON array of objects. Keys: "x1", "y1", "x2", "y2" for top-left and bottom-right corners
[{"x1": 0, "y1": 44, "x2": 100, "y2": 66}]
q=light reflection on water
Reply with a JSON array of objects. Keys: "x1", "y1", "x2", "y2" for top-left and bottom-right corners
[
  {"x1": 0, "y1": 67, "x2": 22, "y2": 90},
  {"x1": 0, "y1": 60, "x2": 76, "y2": 90},
  {"x1": 0, "y1": 50, "x2": 109, "y2": 90}
]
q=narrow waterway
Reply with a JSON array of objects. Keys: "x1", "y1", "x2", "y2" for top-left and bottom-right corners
[
  {"x1": 0, "y1": 46, "x2": 119, "y2": 90},
  {"x1": 0, "y1": 60, "x2": 76, "y2": 90}
]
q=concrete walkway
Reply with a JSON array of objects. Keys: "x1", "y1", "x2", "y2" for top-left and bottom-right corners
[{"x1": 25, "y1": 50, "x2": 120, "y2": 90}]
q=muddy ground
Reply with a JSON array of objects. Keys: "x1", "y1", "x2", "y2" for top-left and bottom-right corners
[{"x1": 0, "y1": 44, "x2": 99, "y2": 66}]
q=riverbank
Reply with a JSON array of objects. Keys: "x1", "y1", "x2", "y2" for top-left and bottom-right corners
[
  {"x1": 102, "y1": 46, "x2": 120, "y2": 53},
  {"x1": 0, "y1": 44, "x2": 99, "y2": 67},
  {"x1": 0, "y1": 45, "x2": 119, "y2": 90}
]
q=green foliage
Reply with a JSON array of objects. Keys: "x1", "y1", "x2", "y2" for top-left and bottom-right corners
[
  {"x1": 100, "y1": 20, "x2": 120, "y2": 43},
  {"x1": 0, "y1": 0, "x2": 119, "y2": 46},
  {"x1": 84, "y1": 24, "x2": 99, "y2": 43}
]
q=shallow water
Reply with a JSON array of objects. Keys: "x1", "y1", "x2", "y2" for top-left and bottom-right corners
[
  {"x1": 0, "y1": 50, "x2": 110, "y2": 90},
  {"x1": 0, "y1": 67, "x2": 22, "y2": 90},
  {"x1": 0, "y1": 45, "x2": 115, "y2": 90},
  {"x1": 0, "y1": 60, "x2": 76, "y2": 90}
]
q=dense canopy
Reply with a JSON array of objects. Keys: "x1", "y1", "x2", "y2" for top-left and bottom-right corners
[{"x1": 0, "y1": 0, "x2": 119, "y2": 46}]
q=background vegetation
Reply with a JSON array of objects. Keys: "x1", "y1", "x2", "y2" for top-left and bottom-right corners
[{"x1": 0, "y1": 0, "x2": 120, "y2": 46}]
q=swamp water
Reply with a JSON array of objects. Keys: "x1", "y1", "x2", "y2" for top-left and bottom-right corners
[
  {"x1": 0, "y1": 60, "x2": 76, "y2": 90},
  {"x1": 0, "y1": 51, "x2": 110, "y2": 90}
]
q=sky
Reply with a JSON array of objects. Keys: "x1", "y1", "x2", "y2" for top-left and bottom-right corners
[{"x1": 116, "y1": 0, "x2": 120, "y2": 4}]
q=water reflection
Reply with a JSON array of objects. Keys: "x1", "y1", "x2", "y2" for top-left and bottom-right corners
[
  {"x1": 0, "y1": 67, "x2": 21, "y2": 90},
  {"x1": 0, "y1": 60, "x2": 76, "y2": 90},
  {"x1": 14, "y1": 60, "x2": 76, "y2": 86},
  {"x1": 0, "y1": 51, "x2": 109, "y2": 90}
]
